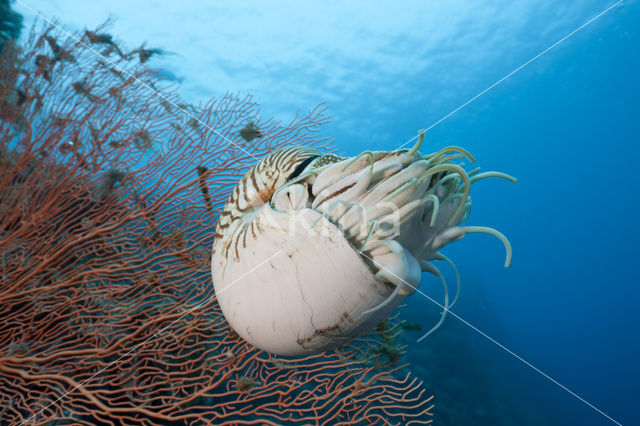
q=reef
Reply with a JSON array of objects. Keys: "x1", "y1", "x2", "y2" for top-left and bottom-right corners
[{"x1": 0, "y1": 20, "x2": 434, "y2": 424}]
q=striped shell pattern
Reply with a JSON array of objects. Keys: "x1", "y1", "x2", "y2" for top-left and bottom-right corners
[{"x1": 211, "y1": 135, "x2": 514, "y2": 356}]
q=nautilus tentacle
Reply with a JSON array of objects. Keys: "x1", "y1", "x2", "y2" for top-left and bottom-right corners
[{"x1": 211, "y1": 133, "x2": 515, "y2": 356}]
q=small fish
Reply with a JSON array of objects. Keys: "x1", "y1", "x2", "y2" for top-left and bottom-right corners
[{"x1": 238, "y1": 122, "x2": 263, "y2": 142}]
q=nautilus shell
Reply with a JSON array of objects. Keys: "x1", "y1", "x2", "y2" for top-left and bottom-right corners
[{"x1": 211, "y1": 133, "x2": 514, "y2": 356}]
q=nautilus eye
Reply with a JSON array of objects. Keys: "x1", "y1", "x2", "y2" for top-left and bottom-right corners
[{"x1": 211, "y1": 134, "x2": 515, "y2": 356}]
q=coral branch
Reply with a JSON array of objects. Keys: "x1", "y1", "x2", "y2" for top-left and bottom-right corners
[{"x1": 0, "y1": 21, "x2": 433, "y2": 425}]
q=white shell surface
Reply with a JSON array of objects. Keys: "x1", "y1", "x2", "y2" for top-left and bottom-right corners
[
  {"x1": 210, "y1": 143, "x2": 513, "y2": 356},
  {"x1": 212, "y1": 206, "x2": 402, "y2": 356}
]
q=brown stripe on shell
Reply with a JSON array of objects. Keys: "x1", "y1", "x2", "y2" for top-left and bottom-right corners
[{"x1": 213, "y1": 146, "x2": 321, "y2": 260}]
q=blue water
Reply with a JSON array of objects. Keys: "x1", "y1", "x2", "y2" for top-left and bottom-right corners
[
  {"x1": 18, "y1": 0, "x2": 640, "y2": 424},
  {"x1": 398, "y1": 5, "x2": 640, "y2": 424}
]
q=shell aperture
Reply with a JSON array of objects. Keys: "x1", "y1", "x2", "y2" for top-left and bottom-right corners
[{"x1": 211, "y1": 135, "x2": 514, "y2": 356}]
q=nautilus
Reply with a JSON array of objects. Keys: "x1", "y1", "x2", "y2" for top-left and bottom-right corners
[{"x1": 211, "y1": 132, "x2": 515, "y2": 356}]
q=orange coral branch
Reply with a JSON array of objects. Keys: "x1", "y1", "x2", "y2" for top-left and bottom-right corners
[{"x1": 0, "y1": 22, "x2": 433, "y2": 425}]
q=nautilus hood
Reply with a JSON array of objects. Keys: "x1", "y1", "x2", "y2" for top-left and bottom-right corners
[{"x1": 211, "y1": 134, "x2": 514, "y2": 356}]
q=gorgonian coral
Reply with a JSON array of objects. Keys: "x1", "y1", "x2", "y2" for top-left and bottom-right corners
[{"x1": 0, "y1": 22, "x2": 433, "y2": 424}]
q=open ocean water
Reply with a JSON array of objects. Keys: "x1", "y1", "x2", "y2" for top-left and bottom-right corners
[{"x1": 9, "y1": 0, "x2": 640, "y2": 424}]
